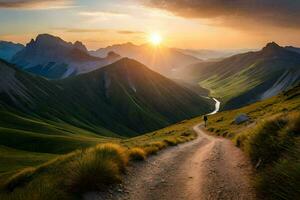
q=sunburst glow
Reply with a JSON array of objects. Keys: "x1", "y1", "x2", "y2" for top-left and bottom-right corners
[{"x1": 149, "y1": 33, "x2": 162, "y2": 46}]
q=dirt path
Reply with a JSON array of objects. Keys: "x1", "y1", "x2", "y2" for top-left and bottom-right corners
[{"x1": 85, "y1": 124, "x2": 256, "y2": 200}]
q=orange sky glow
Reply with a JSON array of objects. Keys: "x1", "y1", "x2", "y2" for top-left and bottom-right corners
[{"x1": 0, "y1": 0, "x2": 300, "y2": 50}]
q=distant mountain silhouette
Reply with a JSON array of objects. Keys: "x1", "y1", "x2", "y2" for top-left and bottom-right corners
[
  {"x1": 90, "y1": 42, "x2": 201, "y2": 76},
  {"x1": 11, "y1": 34, "x2": 121, "y2": 79},
  {"x1": 175, "y1": 42, "x2": 300, "y2": 109},
  {"x1": 174, "y1": 48, "x2": 256, "y2": 60},
  {"x1": 0, "y1": 41, "x2": 24, "y2": 61},
  {"x1": 285, "y1": 46, "x2": 300, "y2": 54}
]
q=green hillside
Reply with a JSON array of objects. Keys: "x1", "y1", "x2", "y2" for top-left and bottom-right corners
[
  {"x1": 0, "y1": 58, "x2": 213, "y2": 137},
  {"x1": 59, "y1": 58, "x2": 213, "y2": 134},
  {"x1": 175, "y1": 42, "x2": 300, "y2": 109},
  {"x1": 0, "y1": 57, "x2": 213, "y2": 172}
]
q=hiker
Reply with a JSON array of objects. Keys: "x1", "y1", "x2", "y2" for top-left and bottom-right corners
[{"x1": 204, "y1": 115, "x2": 208, "y2": 127}]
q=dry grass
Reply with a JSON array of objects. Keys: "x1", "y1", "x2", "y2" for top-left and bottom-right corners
[
  {"x1": 128, "y1": 148, "x2": 146, "y2": 161},
  {"x1": 163, "y1": 138, "x2": 178, "y2": 146},
  {"x1": 144, "y1": 146, "x2": 160, "y2": 155},
  {"x1": 234, "y1": 112, "x2": 300, "y2": 200},
  {"x1": 236, "y1": 113, "x2": 296, "y2": 166}
]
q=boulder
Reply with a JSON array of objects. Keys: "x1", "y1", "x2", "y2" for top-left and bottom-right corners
[{"x1": 235, "y1": 114, "x2": 249, "y2": 124}]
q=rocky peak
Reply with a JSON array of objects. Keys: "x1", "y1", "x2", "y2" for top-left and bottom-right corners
[
  {"x1": 31, "y1": 34, "x2": 72, "y2": 49},
  {"x1": 262, "y1": 42, "x2": 282, "y2": 51},
  {"x1": 107, "y1": 51, "x2": 121, "y2": 58},
  {"x1": 73, "y1": 41, "x2": 88, "y2": 53}
]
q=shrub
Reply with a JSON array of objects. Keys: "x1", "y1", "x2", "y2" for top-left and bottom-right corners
[
  {"x1": 65, "y1": 143, "x2": 127, "y2": 193},
  {"x1": 128, "y1": 148, "x2": 146, "y2": 161},
  {"x1": 92, "y1": 143, "x2": 128, "y2": 171},
  {"x1": 144, "y1": 146, "x2": 159, "y2": 155}
]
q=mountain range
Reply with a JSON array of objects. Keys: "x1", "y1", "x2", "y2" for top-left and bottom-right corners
[
  {"x1": 175, "y1": 42, "x2": 300, "y2": 109},
  {"x1": 0, "y1": 57, "x2": 213, "y2": 152},
  {"x1": 11, "y1": 34, "x2": 121, "y2": 79},
  {"x1": 90, "y1": 42, "x2": 201, "y2": 76},
  {"x1": 2, "y1": 35, "x2": 300, "y2": 111}
]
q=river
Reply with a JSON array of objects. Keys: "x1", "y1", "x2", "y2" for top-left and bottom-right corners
[{"x1": 208, "y1": 98, "x2": 221, "y2": 115}]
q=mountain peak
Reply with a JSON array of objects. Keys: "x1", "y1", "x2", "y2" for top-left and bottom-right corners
[
  {"x1": 107, "y1": 51, "x2": 120, "y2": 58},
  {"x1": 73, "y1": 41, "x2": 88, "y2": 52},
  {"x1": 263, "y1": 42, "x2": 281, "y2": 51},
  {"x1": 36, "y1": 34, "x2": 62, "y2": 42},
  {"x1": 31, "y1": 34, "x2": 72, "y2": 49}
]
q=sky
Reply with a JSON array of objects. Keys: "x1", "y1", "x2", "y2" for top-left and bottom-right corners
[{"x1": 0, "y1": 0, "x2": 299, "y2": 50}]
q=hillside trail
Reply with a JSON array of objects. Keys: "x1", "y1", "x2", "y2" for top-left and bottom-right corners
[{"x1": 85, "y1": 124, "x2": 256, "y2": 200}]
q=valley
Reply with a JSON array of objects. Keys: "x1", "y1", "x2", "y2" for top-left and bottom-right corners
[
  {"x1": 0, "y1": 35, "x2": 299, "y2": 200},
  {"x1": 1, "y1": 1, "x2": 300, "y2": 199},
  {"x1": 175, "y1": 42, "x2": 300, "y2": 110}
]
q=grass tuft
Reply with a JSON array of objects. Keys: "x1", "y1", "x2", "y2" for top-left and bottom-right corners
[
  {"x1": 144, "y1": 146, "x2": 160, "y2": 155},
  {"x1": 238, "y1": 114, "x2": 293, "y2": 166},
  {"x1": 65, "y1": 143, "x2": 127, "y2": 193},
  {"x1": 128, "y1": 148, "x2": 146, "y2": 161},
  {"x1": 92, "y1": 143, "x2": 128, "y2": 171}
]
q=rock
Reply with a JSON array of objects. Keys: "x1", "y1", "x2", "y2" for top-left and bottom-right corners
[
  {"x1": 117, "y1": 188, "x2": 123, "y2": 193},
  {"x1": 234, "y1": 114, "x2": 249, "y2": 124}
]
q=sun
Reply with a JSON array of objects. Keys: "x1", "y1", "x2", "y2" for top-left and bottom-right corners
[{"x1": 149, "y1": 33, "x2": 163, "y2": 46}]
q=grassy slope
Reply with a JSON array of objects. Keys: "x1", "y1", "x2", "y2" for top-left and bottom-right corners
[
  {"x1": 176, "y1": 43, "x2": 300, "y2": 109},
  {"x1": 0, "y1": 111, "x2": 121, "y2": 179},
  {"x1": 200, "y1": 60, "x2": 284, "y2": 102},
  {"x1": 59, "y1": 58, "x2": 213, "y2": 135},
  {"x1": 0, "y1": 58, "x2": 213, "y2": 176},
  {"x1": 0, "y1": 58, "x2": 213, "y2": 137},
  {"x1": 205, "y1": 85, "x2": 300, "y2": 138},
  {"x1": 205, "y1": 85, "x2": 300, "y2": 199},
  {"x1": 0, "y1": 116, "x2": 202, "y2": 200},
  {"x1": 0, "y1": 146, "x2": 56, "y2": 174},
  {"x1": 0, "y1": 111, "x2": 119, "y2": 154}
]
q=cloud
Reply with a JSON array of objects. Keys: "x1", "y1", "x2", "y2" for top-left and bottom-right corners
[
  {"x1": 144, "y1": 0, "x2": 300, "y2": 29},
  {"x1": 0, "y1": 0, "x2": 74, "y2": 9},
  {"x1": 79, "y1": 11, "x2": 128, "y2": 17},
  {"x1": 53, "y1": 27, "x2": 144, "y2": 35},
  {"x1": 117, "y1": 30, "x2": 144, "y2": 35},
  {"x1": 54, "y1": 28, "x2": 108, "y2": 33}
]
